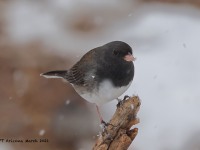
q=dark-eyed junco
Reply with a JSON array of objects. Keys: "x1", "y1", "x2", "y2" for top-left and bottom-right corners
[{"x1": 41, "y1": 41, "x2": 135, "y2": 123}]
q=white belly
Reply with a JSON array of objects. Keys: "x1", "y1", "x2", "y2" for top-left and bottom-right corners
[{"x1": 74, "y1": 79, "x2": 132, "y2": 105}]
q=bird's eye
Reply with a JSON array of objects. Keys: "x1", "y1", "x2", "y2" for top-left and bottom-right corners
[{"x1": 113, "y1": 50, "x2": 119, "y2": 56}]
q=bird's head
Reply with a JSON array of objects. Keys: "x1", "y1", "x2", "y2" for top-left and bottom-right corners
[{"x1": 107, "y1": 41, "x2": 136, "y2": 62}]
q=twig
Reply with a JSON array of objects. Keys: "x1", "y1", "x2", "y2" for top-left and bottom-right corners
[{"x1": 93, "y1": 96, "x2": 141, "y2": 150}]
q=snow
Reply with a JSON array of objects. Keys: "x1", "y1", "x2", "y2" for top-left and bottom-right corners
[
  {"x1": 122, "y1": 4, "x2": 200, "y2": 150},
  {"x1": 128, "y1": 13, "x2": 133, "y2": 17},
  {"x1": 39, "y1": 129, "x2": 46, "y2": 136},
  {"x1": 131, "y1": 104, "x2": 134, "y2": 110},
  {"x1": 96, "y1": 132, "x2": 102, "y2": 138},
  {"x1": 13, "y1": 70, "x2": 29, "y2": 97},
  {"x1": 4, "y1": 1, "x2": 200, "y2": 149},
  {"x1": 99, "y1": 123, "x2": 105, "y2": 132},
  {"x1": 99, "y1": 4, "x2": 200, "y2": 150},
  {"x1": 0, "y1": 144, "x2": 14, "y2": 150},
  {"x1": 65, "y1": 100, "x2": 71, "y2": 105}
]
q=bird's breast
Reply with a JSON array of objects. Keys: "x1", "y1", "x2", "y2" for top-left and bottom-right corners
[{"x1": 73, "y1": 79, "x2": 132, "y2": 105}]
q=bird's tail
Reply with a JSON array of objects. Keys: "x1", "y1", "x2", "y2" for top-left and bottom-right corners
[{"x1": 40, "y1": 70, "x2": 67, "y2": 79}]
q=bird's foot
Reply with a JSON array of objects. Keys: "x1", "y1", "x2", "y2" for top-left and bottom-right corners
[
  {"x1": 101, "y1": 120, "x2": 117, "y2": 127},
  {"x1": 117, "y1": 95, "x2": 130, "y2": 107},
  {"x1": 100, "y1": 120, "x2": 117, "y2": 133},
  {"x1": 123, "y1": 95, "x2": 131, "y2": 101},
  {"x1": 99, "y1": 120, "x2": 107, "y2": 132},
  {"x1": 101, "y1": 120, "x2": 107, "y2": 126}
]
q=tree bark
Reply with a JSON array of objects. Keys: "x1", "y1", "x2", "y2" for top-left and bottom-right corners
[{"x1": 93, "y1": 96, "x2": 141, "y2": 150}]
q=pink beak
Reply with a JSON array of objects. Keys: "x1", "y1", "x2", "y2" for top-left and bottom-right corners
[{"x1": 124, "y1": 53, "x2": 136, "y2": 62}]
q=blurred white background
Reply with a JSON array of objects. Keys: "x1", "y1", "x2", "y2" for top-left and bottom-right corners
[{"x1": 1, "y1": 0, "x2": 200, "y2": 150}]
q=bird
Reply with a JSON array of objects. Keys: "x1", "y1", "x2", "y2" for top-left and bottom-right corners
[{"x1": 40, "y1": 41, "x2": 135, "y2": 123}]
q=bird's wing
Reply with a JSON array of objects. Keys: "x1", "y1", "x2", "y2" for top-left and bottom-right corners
[
  {"x1": 41, "y1": 48, "x2": 98, "y2": 86},
  {"x1": 40, "y1": 68, "x2": 85, "y2": 85},
  {"x1": 66, "y1": 64, "x2": 85, "y2": 85},
  {"x1": 67, "y1": 48, "x2": 97, "y2": 86}
]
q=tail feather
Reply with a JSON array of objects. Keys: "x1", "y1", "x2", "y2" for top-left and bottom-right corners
[{"x1": 40, "y1": 70, "x2": 67, "y2": 79}]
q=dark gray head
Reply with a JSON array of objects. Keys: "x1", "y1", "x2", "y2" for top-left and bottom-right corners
[
  {"x1": 103, "y1": 41, "x2": 135, "y2": 62},
  {"x1": 95, "y1": 41, "x2": 135, "y2": 87}
]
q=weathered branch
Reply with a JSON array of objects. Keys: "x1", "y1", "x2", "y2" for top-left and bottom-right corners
[{"x1": 93, "y1": 96, "x2": 141, "y2": 150}]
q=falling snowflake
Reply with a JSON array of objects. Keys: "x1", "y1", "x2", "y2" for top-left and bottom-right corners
[
  {"x1": 39, "y1": 129, "x2": 45, "y2": 136},
  {"x1": 128, "y1": 13, "x2": 132, "y2": 17},
  {"x1": 65, "y1": 100, "x2": 71, "y2": 105}
]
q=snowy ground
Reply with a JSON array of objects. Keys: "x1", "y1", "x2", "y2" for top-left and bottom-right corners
[
  {"x1": 3, "y1": 1, "x2": 200, "y2": 150},
  {"x1": 104, "y1": 4, "x2": 200, "y2": 150}
]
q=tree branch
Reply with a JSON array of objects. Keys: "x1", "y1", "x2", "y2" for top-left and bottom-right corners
[{"x1": 93, "y1": 96, "x2": 141, "y2": 150}]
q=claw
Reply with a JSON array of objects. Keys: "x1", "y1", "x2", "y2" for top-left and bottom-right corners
[
  {"x1": 101, "y1": 120, "x2": 116, "y2": 127},
  {"x1": 117, "y1": 95, "x2": 130, "y2": 107},
  {"x1": 100, "y1": 120, "x2": 118, "y2": 134},
  {"x1": 123, "y1": 95, "x2": 130, "y2": 101},
  {"x1": 101, "y1": 120, "x2": 107, "y2": 126}
]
